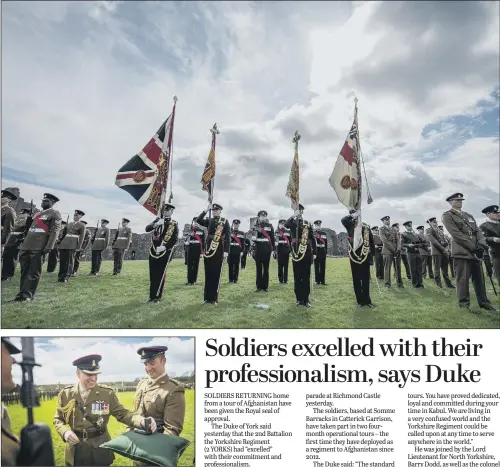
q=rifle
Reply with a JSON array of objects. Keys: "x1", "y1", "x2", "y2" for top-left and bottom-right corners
[
  {"x1": 112, "y1": 222, "x2": 120, "y2": 247},
  {"x1": 483, "y1": 254, "x2": 498, "y2": 296},
  {"x1": 92, "y1": 218, "x2": 100, "y2": 243},
  {"x1": 16, "y1": 337, "x2": 55, "y2": 466}
]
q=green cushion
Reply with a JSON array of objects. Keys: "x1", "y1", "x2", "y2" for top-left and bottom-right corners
[{"x1": 100, "y1": 431, "x2": 190, "y2": 466}]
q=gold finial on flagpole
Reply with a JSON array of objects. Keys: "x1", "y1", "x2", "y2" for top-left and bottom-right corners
[{"x1": 210, "y1": 123, "x2": 220, "y2": 135}]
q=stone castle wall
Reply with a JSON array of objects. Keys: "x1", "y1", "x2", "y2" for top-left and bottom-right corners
[{"x1": 5, "y1": 187, "x2": 349, "y2": 260}]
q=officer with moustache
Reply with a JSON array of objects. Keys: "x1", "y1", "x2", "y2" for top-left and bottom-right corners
[
  {"x1": 371, "y1": 226, "x2": 383, "y2": 280},
  {"x1": 274, "y1": 219, "x2": 291, "y2": 284},
  {"x1": 285, "y1": 204, "x2": 317, "y2": 307},
  {"x1": 58, "y1": 210, "x2": 86, "y2": 283},
  {"x1": 480, "y1": 205, "x2": 500, "y2": 287},
  {"x1": 252, "y1": 210, "x2": 275, "y2": 292},
  {"x1": 228, "y1": 220, "x2": 244, "y2": 284},
  {"x1": 196, "y1": 203, "x2": 231, "y2": 305},
  {"x1": 145, "y1": 204, "x2": 179, "y2": 303},
  {"x1": 401, "y1": 221, "x2": 424, "y2": 288},
  {"x1": 14, "y1": 193, "x2": 62, "y2": 302},
  {"x1": 313, "y1": 220, "x2": 328, "y2": 285},
  {"x1": 89, "y1": 219, "x2": 110, "y2": 276},
  {"x1": 442, "y1": 193, "x2": 498, "y2": 313},
  {"x1": 185, "y1": 217, "x2": 205, "y2": 286},
  {"x1": 2, "y1": 208, "x2": 30, "y2": 281}
]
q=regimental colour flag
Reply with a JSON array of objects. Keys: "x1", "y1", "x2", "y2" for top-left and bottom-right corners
[
  {"x1": 329, "y1": 99, "x2": 363, "y2": 250},
  {"x1": 201, "y1": 125, "x2": 218, "y2": 203},
  {"x1": 115, "y1": 101, "x2": 177, "y2": 216},
  {"x1": 285, "y1": 132, "x2": 301, "y2": 211}
]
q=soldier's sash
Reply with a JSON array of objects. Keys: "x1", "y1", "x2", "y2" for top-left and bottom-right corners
[
  {"x1": 258, "y1": 226, "x2": 272, "y2": 243},
  {"x1": 231, "y1": 232, "x2": 242, "y2": 248},
  {"x1": 33, "y1": 212, "x2": 49, "y2": 232},
  {"x1": 278, "y1": 230, "x2": 290, "y2": 247},
  {"x1": 315, "y1": 232, "x2": 326, "y2": 245},
  {"x1": 191, "y1": 229, "x2": 204, "y2": 255}
]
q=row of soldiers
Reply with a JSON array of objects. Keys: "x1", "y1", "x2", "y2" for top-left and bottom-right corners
[
  {"x1": 1, "y1": 390, "x2": 58, "y2": 405},
  {"x1": 1, "y1": 190, "x2": 134, "y2": 301},
  {"x1": 1, "y1": 338, "x2": 187, "y2": 467}
]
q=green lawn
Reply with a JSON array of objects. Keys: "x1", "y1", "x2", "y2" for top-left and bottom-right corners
[
  {"x1": 6, "y1": 390, "x2": 195, "y2": 466},
  {"x1": 2, "y1": 258, "x2": 499, "y2": 329}
]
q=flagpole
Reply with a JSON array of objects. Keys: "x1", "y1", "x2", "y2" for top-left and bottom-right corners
[
  {"x1": 208, "y1": 123, "x2": 219, "y2": 225},
  {"x1": 292, "y1": 130, "x2": 301, "y2": 255},
  {"x1": 168, "y1": 96, "x2": 178, "y2": 204}
]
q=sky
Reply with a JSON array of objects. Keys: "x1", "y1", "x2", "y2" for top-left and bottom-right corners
[
  {"x1": 8, "y1": 337, "x2": 195, "y2": 385},
  {"x1": 2, "y1": 1, "x2": 499, "y2": 233}
]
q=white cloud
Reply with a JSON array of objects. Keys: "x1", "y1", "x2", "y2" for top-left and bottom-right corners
[
  {"x1": 2, "y1": 1, "x2": 499, "y2": 235},
  {"x1": 10, "y1": 337, "x2": 195, "y2": 386}
]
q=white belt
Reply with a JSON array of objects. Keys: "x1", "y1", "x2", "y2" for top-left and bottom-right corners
[
  {"x1": 189, "y1": 240, "x2": 200, "y2": 244},
  {"x1": 29, "y1": 228, "x2": 47, "y2": 233},
  {"x1": 117, "y1": 237, "x2": 128, "y2": 239},
  {"x1": 231, "y1": 242, "x2": 240, "y2": 246},
  {"x1": 254, "y1": 238, "x2": 269, "y2": 242},
  {"x1": 317, "y1": 244, "x2": 325, "y2": 248},
  {"x1": 66, "y1": 234, "x2": 78, "y2": 237},
  {"x1": 278, "y1": 240, "x2": 288, "y2": 244},
  {"x1": 10, "y1": 232, "x2": 22, "y2": 236}
]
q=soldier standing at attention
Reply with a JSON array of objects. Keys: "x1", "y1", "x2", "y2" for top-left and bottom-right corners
[
  {"x1": 371, "y1": 226, "x2": 383, "y2": 280},
  {"x1": 1, "y1": 338, "x2": 21, "y2": 466},
  {"x1": 47, "y1": 220, "x2": 66, "y2": 273},
  {"x1": 425, "y1": 217, "x2": 455, "y2": 289},
  {"x1": 379, "y1": 216, "x2": 398, "y2": 288},
  {"x1": 439, "y1": 225, "x2": 455, "y2": 278},
  {"x1": 185, "y1": 217, "x2": 205, "y2": 286},
  {"x1": 401, "y1": 221, "x2": 423, "y2": 288},
  {"x1": 241, "y1": 235, "x2": 251, "y2": 270},
  {"x1": 442, "y1": 193, "x2": 498, "y2": 313},
  {"x1": 228, "y1": 219, "x2": 244, "y2": 284},
  {"x1": 480, "y1": 205, "x2": 500, "y2": 287},
  {"x1": 341, "y1": 210, "x2": 376, "y2": 308},
  {"x1": 145, "y1": 204, "x2": 179, "y2": 303},
  {"x1": 416, "y1": 225, "x2": 433, "y2": 280},
  {"x1": 2, "y1": 208, "x2": 30, "y2": 281},
  {"x1": 285, "y1": 204, "x2": 317, "y2": 307},
  {"x1": 89, "y1": 219, "x2": 110, "y2": 276},
  {"x1": 196, "y1": 203, "x2": 231, "y2": 305},
  {"x1": 275, "y1": 219, "x2": 291, "y2": 284},
  {"x1": 133, "y1": 346, "x2": 185, "y2": 438},
  {"x1": 13, "y1": 193, "x2": 61, "y2": 302},
  {"x1": 252, "y1": 210, "x2": 275, "y2": 292},
  {"x1": 72, "y1": 221, "x2": 91, "y2": 276},
  {"x1": 313, "y1": 220, "x2": 328, "y2": 285},
  {"x1": 58, "y1": 210, "x2": 86, "y2": 284},
  {"x1": 112, "y1": 218, "x2": 132, "y2": 275},
  {"x1": 391, "y1": 223, "x2": 405, "y2": 287},
  {"x1": 54, "y1": 355, "x2": 154, "y2": 467},
  {"x1": 1, "y1": 190, "x2": 17, "y2": 254}
]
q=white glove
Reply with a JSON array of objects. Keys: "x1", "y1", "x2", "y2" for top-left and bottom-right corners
[
  {"x1": 184, "y1": 241, "x2": 189, "y2": 246},
  {"x1": 206, "y1": 203, "x2": 212, "y2": 212},
  {"x1": 350, "y1": 211, "x2": 360, "y2": 219},
  {"x1": 313, "y1": 255, "x2": 317, "y2": 261},
  {"x1": 64, "y1": 430, "x2": 80, "y2": 445},
  {"x1": 223, "y1": 252, "x2": 228, "y2": 261},
  {"x1": 156, "y1": 218, "x2": 165, "y2": 226},
  {"x1": 156, "y1": 245, "x2": 166, "y2": 253},
  {"x1": 200, "y1": 254, "x2": 204, "y2": 258}
]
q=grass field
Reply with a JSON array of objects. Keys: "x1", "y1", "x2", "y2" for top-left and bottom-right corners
[
  {"x1": 6, "y1": 390, "x2": 195, "y2": 466},
  {"x1": 2, "y1": 258, "x2": 499, "y2": 329}
]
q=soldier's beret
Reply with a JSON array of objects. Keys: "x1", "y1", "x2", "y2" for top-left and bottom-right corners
[
  {"x1": 381, "y1": 216, "x2": 390, "y2": 221},
  {"x1": 164, "y1": 203, "x2": 175, "y2": 210},
  {"x1": 416, "y1": 225, "x2": 424, "y2": 230},
  {"x1": 392, "y1": 223, "x2": 399, "y2": 228},
  {"x1": 122, "y1": 218, "x2": 130, "y2": 223},
  {"x1": 1, "y1": 189, "x2": 18, "y2": 201},
  {"x1": 101, "y1": 219, "x2": 109, "y2": 224},
  {"x1": 43, "y1": 193, "x2": 60, "y2": 203},
  {"x1": 1, "y1": 337, "x2": 21, "y2": 355},
  {"x1": 427, "y1": 217, "x2": 436, "y2": 224},
  {"x1": 403, "y1": 221, "x2": 412, "y2": 227},
  {"x1": 258, "y1": 210, "x2": 268, "y2": 217},
  {"x1": 74, "y1": 210, "x2": 85, "y2": 217},
  {"x1": 278, "y1": 219, "x2": 286, "y2": 224},
  {"x1": 314, "y1": 220, "x2": 322, "y2": 225},
  {"x1": 20, "y1": 208, "x2": 31, "y2": 214},
  {"x1": 81, "y1": 221, "x2": 88, "y2": 225},
  {"x1": 481, "y1": 205, "x2": 499, "y2": 215},
  {"x1": 137, "y1": 346, "x2": 168, "y2": 363},
  {"x1": 446, "y1": 193, "x2": 464, "y2": 202},
  {"x1": 299, "y1": 204, "x2": 305, "y2": 211},
  {"x1": 212, "y1": 204, "x2": 223, "y2": 211},
  {"x1": 232, "y1": 219, "x2": 241, "y2": 224},
  {"x1": 73, "y1": 354, "x2": 102, "y2": 374}
]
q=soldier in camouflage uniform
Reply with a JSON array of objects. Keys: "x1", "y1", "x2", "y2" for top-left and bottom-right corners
[
  {"x1": 2, "y1": 208, "x2": 30, "y2": 281},
  {"x1": 442, "y1": 193, "x2": 498, "y2": 313},
  {"x1": 13, "y1": 193, "x2": 62, "y2": 302},
  {"x1": 133, "y1": 346, "x2": 185, "y2": 451},
  {"x1": 72, "y1": 221, "x2": 92, "y2": 276},
  {"x1": 112, "y1": 218, "x2": 132, "y2": 275},
  {"x1": 53, "y1": 355, "x2": 154, "y2": 466},
  {"x1": 58, "y1": 210, "x2": 86, "y2": 283}
]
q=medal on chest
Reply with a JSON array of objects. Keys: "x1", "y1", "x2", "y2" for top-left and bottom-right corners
[{"x1": 92, "y1": 401, "x2": 110, "y2": 415}]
